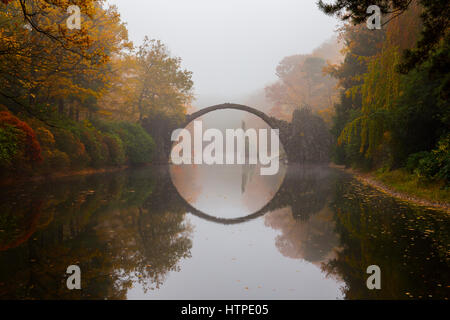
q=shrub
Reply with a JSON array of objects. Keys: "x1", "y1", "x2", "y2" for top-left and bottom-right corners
[
  {"x1": 40, "y1": 149, "x2": 70, "y2": 173},
  {"x1": 409, "y1": 134, "x2": 450, "y2": 185},
  {"x1": 0, "y1": 124, "x2": 21, "y2": 168},
  {"x1": 429, "y1": 134, "x2": 450, "y2": 184},
  {"x1": 91, "y1": 120, "x2": 155, "y2": 165},
  {"x1": 78, "y1": 128, "x2": 109, "y2": 168},
  {"x1": 115, "y1": 122, "x2": 155, "y2": 165},
  {"x1": 0, "y1": 111, "x2": 42, "y2": 172},
  {"x1": 406, "y1": 151, "x2": 429, "y2": 173},
  {"x1": 103, "y1": 133, "x2": 126, "y2": 166},
  {"x1": 53, "y1": 129, "x2": 90, "y2": 169},
  {"x1": 414, "y1": 152, "x2": 439, "y2": 179},
  {"x1": 35, "y1": 127, "x2": 56, "y2": 148}
]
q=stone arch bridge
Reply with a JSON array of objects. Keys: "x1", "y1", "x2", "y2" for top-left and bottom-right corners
[
  {"x1": 160, "y1": 103, "x2": 332, "y2": 225},
  {"x1": 182, "y1": 103, "x2": 291, "y2": 154}
]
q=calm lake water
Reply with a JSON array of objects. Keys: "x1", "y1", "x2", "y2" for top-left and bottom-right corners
[{"x1": 0, "y1": 164, "x2": 448, "y2": 299}]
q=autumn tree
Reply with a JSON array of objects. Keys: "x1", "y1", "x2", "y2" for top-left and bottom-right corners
[
  {"x1": 135, "y1": 38, "x2": 193, "y2": 120},
  {"x1": 318, "y1": 0, "x2": 450, "y2": 73},
  {"x1": 100, "y1": 37, "x2": 193, "y2": 122},
  {"x1": 265, "y1": 39, "x2": 340, "y2": 122},
  {"x1": 0, "y1": 0, "x2": 130, "y2": 121},
  {"x1": 326, "y1": 24, "x2": 385, "y2": 166},
  {"x1": 334, "y1": 3, "x2": 448, "y2": 169}
]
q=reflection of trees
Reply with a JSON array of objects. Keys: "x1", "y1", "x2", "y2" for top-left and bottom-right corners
[
  {"x1": 265, "y1": 164, "x2": 335, "y2": 221},
  {"x1": 264, "y1": 165, "x2": 339, "y2": 264},
  {"x1": 0, "y1": 167, "x2": 192, "y2": 299},
  {"x1": 0, "y1": 200, "x2": 43, "y2": 252},
  {"x1": 323, "y1": 177, "x2": 450, "y2": 299},
  {"x1": 265, "y1": 206, "x2": 339, "y2": 264}
]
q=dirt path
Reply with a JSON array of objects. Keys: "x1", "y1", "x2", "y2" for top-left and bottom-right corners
[{"x1": 330, "y1": 164, "x2": 450, "y2": 213}]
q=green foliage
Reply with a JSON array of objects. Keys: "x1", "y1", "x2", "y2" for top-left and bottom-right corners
[
  {"x1": 36, "y1": 118, "x2": 155, "y2": 173},
  {"x1": 0, "y1": 111, "x2": 42, "y2": 174},
  {"x1": 91, "y1": 119, "x2": 155, "y2": 166},
  {"x1": 78, "y1": 128, "x2": 110, "y2": 168},
  {"x1": 328, "y1": 24, "x2": 385, "y2": 167},
  {"x1": 114, "y1": 122, "x2": 155, "y2": 165},
  {"x1": 329, "y1": 11, "x2": 449, "y2": 185},
  {"x1": 102, "y1": 133, "x2": 126, "y2": 166},
  {"x1": 434, "y1": 135, "x2": 450, "y2": 183},
  {"x1": 390, "y1": 48, "x2": 450, "y2": 167},
  {"x1": 410, "y1": 134, "x2": 450, "y2": 184},
  {"x1": 405, "y1": 151, "x2": 429, "y2": 173},
  {"x1": 338, "y1": 44, "x2": 400, "y2": 166},
  {"x1": 0, "y1": 124, "x2": 21, "y2": 168}
]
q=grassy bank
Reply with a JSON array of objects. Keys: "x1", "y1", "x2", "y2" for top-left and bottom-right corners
[
  {"x1": 331, "y1": 163, "x2": 450, "y2": 212},
  {"x1": 374, "y1": 169, "x2": 450, "y2": 205}
]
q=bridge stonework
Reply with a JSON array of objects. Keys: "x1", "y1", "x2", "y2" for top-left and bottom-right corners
[
  {"x1": 183, "y1": 103, "x2": 292, "y2": 159},
  {"x1": 164, "y1": 103, "x2": 331, "y2": 224}
]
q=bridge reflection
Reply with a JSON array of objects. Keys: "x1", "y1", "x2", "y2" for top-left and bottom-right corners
[{"x1": 170, "y1": 164, "x2": 335, "y2": 225}]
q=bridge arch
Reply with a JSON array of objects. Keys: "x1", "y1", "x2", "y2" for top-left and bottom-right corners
[
  {"x1": 184, "y1": 103, "x2": 279, "y2": 131},
  {"x1": 168, "y1": 103, "x2": 290, "y2": 224},
  {"x1": 174, "y1": 177, "x2": 288, "y2": 225}
]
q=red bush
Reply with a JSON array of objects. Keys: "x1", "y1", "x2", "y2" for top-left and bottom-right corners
[{"x1": 0, "y1": 111, "x2": 42, "y2": 163}]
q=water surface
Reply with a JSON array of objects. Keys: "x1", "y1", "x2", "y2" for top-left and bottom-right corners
[{"x1": 0, "y1": 164, "x2": 448, "y2": 299}]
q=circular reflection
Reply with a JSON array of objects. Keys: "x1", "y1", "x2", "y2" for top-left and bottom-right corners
[{"x1": 169, "y1": 109, "x2": 287, "y2": 219}]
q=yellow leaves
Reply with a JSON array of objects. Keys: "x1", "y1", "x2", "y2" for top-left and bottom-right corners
[
  {"x1": 361, "y1": 44, "x2": 401, "y2": 113},
  {"x1": 345, "y1": 85, "x2": 361, "y2": 100},
  {"x1": 339, "y1": 41, "x2": 402, "y2": 159},
  {"x1": 0, "y1": 0, "x2": 134, "y2": 114}
]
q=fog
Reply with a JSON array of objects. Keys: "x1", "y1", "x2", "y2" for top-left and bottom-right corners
[{"x1": 107, "y1": 0, "x2": 339, "y2": 108}]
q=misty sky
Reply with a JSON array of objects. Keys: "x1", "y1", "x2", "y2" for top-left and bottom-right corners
[{"x1": 107, "y1": 0, "x2": 339, "y2": 107}]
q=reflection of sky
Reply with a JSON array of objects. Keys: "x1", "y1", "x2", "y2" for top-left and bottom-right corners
[
  {"x1": 128, "y1": 214, "x2": 344, "y2": 300},
  {"x1": 170, "y1": 164, "x2": 286, "y2": 218},
  {"x1": 170, "y1": 109, "x2": 287, "y2": 219}
]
